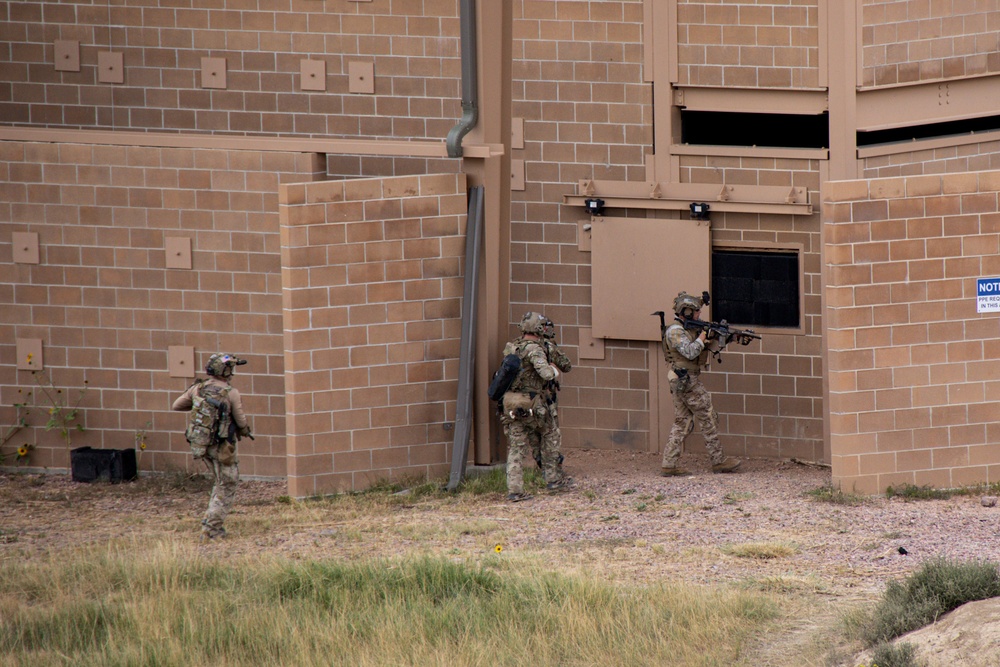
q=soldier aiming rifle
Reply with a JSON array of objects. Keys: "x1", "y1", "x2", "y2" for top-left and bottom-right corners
[
  {"x1": 653, "y1": 291, "x2": 760, "y2": 364},
  {"x1": 652, "y1": 291, "x2": 761, "y2": 477}
]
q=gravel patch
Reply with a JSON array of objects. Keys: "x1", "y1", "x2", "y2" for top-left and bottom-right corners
[{"x1": 2, "y1": 449, "x2": 998, "y2": 600}]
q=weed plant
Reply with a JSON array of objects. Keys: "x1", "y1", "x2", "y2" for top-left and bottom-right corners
[
  {"x1": 805, "y1": 485, "x2": 869, "y2": 506},
  {"x1": 860, "y1": 641, "x2": 925, "y2": 667},
  {"x1": 722, "y1": 542, "x2": 797, "y2": 560},
  {"x1": 885, "y1": 481, "x2": 1000, "y2": 501},
  {"x1": 0, "y1": 540, "x2": 779, "y2": 667},
  {"x1": 850, "y1": 558, "x2": 1000, "y2": 647}
]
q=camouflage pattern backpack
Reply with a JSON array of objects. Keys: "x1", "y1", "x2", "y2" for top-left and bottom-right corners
[{"x1": 185, "y1": 382, "x2": 232, "y2": 458}]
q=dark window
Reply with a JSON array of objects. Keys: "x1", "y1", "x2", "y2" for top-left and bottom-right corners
[
  {"x1": 681, "y1": 110, "x2": 829, "y2": 149},
  {"x1": 857, "y1": 114, "x2": 1000, "y2": 147},
  {"x1": 711, "y1": 250, "x2": 799, "y2": 328}
]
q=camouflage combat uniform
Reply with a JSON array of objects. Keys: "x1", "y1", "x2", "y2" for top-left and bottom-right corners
[
  {"x1": 660, "y1": 321, "x2": 725, "y2": 469},
  {"x1": 530, "y1": 338, "x2": 571, "y2": 472},
  {"x1": 500, "y1": 335, "x2": 566, "y2": 496},
  {"x1": 173, "y1": 362, "x2": 250, "y2": 539}
]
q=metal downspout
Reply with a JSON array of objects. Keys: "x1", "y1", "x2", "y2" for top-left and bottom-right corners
[
  {"x1": 447, "y1": 186, "x2": 484, "y2": 491},
  {"x1": 446, "y1": 0, "x2": 479, "y2": 158}
]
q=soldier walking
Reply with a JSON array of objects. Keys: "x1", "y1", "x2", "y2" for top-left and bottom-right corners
[
  {"x1": 172, "y1": 353, "x2": 253, "y2": 539},
  {"x1": 660, "y1": 292, "x2": 741, "y2": 476}
]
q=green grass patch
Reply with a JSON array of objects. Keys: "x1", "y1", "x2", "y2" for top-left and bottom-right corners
[
  {"x1": 805, "y1": 485, "x2": 870, "y2": 506},
  {"x1": 885, "y1": 481, "x2": 1000, "y2": 501},
  {"x1": 850, "y1": 558, "x2": 1000, "y2": 647},
  {"x1": 0, "y1": 540, "x2": 779, "y2": 667},
  {"x1": 722, "y1": 542, "x2": 798, "y2": 560}
]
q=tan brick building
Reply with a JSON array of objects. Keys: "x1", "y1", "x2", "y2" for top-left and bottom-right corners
[{"x1": 4, "y1": 1, "x2": 1000, "y2": 495}]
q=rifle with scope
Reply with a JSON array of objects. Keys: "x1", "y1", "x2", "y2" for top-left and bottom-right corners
[{"x1": 651, "y1": 290, "x2": 761, "y2": 364}]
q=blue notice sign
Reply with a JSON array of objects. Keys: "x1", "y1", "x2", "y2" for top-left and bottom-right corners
[{"x1": 977, "y1": 277, "x2": 1000, "y2": 312}]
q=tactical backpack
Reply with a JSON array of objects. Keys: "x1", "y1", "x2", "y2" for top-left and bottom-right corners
[
  {"x1": 487, "y1": 354, "x2": 522, "y2": 401},
  {"x1": 185, "y1": 381, "x2": 232, "y2": 458}
]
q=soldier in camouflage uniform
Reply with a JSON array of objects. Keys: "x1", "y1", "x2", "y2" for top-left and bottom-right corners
[
  {"x1": 500, "y1": 312, "x2": 573, "y2": 502},
  {"x1": 660, "y1": 292, "x2": 741, "y2": 476},
  {"x1": 531, "y1": 318, "x2": 571, "y2": 476},
  {"x1": 172, "y1": 353, "x2": 252, "y2": 539}
]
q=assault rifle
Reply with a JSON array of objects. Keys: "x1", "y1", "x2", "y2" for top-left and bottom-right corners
[
  {"x1": 651, "y1": 310, "x2": 761, "y2": 364},
  {"x1": 680, "y1": 316, "x2": 761, "y2": 362}
]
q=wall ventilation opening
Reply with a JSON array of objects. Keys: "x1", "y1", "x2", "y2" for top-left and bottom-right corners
[
  {"x1": 857, "y1": 114, "x2": 1000, "y2": 147},
  {"x1": 711, "y1": 249, "x2": 799, "y2": 328},
  {"x1": 681, "y1": 110, "x2": 829, "y2": 149}
]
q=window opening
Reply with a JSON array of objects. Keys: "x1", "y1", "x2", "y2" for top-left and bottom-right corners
[
  {"x1": 711, "y1": 249, "x2": 799, "y2": 328},
  {"x1": 681, "y1": 110, "x2": 828, "y2": 149},
  {"x1": 857, "y1": 114, "x2": 1000, "y2": 147}
]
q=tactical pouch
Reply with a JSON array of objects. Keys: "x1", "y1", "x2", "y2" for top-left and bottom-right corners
[
  {"x1": 669, "y1": 368, "x2": 693, "y2": 394},
  {"x1": 502, "y1": 391, "x2": 535, "y2": 420},
  {"x1": 217, "y1": 442, "x2": 237, "y2": 466}
]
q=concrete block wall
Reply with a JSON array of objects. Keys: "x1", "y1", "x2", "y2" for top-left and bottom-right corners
[
  {"x1": 510, "y1": 1, "x2": 655, "y2": 452},
  {"x1": 823, "y1": 170, "x2": 1000, "y2": 494},
  {"x1": 677, "y1": 0, "x2": 820, "y2": 88},
  {"x1": 861, "y1": 0, "x2": 1000, "y2": 87},
  {"x1": 0, "y1": 140, "x2": 324, "y2": 475},
  {"x1": 279, "y1": 173, "x2": 468, "y2": 497},
  {"x1": 0, "y1": 0, "x2": 461, "y2": 139},
  {"x1": 680, "y1": 155, "x2": 825, "y2": 462},
  {"x1": 864, "y1": 139, "x2": 1000, "y2": 179}
]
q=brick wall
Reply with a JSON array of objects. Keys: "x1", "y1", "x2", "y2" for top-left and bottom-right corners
[
  {"x1": 279, "y1": 173, "x2": 468, "y2": 496},
  {"x1": 679, "y1": 154, "x2": 826, "y2": 461},
  {"x1": 0, "y1": 0, "x2": 461, "y2": 139},
  {"x1": 677, "y1": 0, "x2": 820, "y2": 88},
  {"x1": 862, "y1": 0, "x2": 1000, "y2": 87},
  {"x1": 0, "y1": 140, "x2": 324, "y2": 475},
  {"x1": 823, "y1": 170, "x2": 1000, "y2": 494},
  {"x1": 864, "y1": 139, "x2": 1000, "y2": 178}
]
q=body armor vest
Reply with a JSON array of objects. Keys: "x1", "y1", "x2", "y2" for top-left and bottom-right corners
[{"x1": 662, "y1": 323, "x2": 708, "y2": 374}]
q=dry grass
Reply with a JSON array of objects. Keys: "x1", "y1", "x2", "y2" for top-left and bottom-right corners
[{"x1": 3, "y1": 451, "x2": 998, "y2": 666}]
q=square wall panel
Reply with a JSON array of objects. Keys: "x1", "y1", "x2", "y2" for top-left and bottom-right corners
[
  {"x1": 54, "y1": 40, "x2": 80, "y2": 72},
  {"x1": 98, "y1": 51, "x2": 124, "y2": 84},
  {"x1": 165, "y1": 236, "x2": 192, "y2": 269},
  {"x1": 591, "y1": 217, "x2": 711, "y2": 341},
  {"x1": 12, "y1": 232, "x2": 39, "y2": 264},
  {"x1": 17, "y1": 339, "x2": 43, "y2": 371},
  {"x1": 348, "y1": 61, "x2": 375, "y2": 94},
  {"x1": 300, "y1": 59, "x2": 327, "y2": 91},
  {"x1": 577, "y1": 327, "x2": 606, "y2": 360},
  {"x1": 168, "y1": 346, "x2": 195, "y2": 378},
  {"x1": 201, "y1": 57, "x2": 227, "y2": 89}
]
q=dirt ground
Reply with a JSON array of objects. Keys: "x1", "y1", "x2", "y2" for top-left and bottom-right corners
[{"x1": 3, "y1": 448, "x2": 1000, "y2": 666}]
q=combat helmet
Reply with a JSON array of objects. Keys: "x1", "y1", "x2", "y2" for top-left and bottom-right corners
[
  {"x1": 672, "y1": 292, "x2": 704, "y2": 319},
  {"x1": 518, "y1": 311, "x2": 551, "y2": 337},
  {"x1": 205, "y1": 353, "x2": 246, "y2": 379}
]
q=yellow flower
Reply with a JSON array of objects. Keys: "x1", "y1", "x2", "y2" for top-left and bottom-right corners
[
  {"x1": 17, "y1": 445, "x2": 29, "y2": 457},
  {"x1": 139, "y1": 441, "x2": 147, "y2": 451},
  {"x1": 26, "y1": 353, "x2": 33, "y2": 363},
  {"x1": 494, "y1": 544, "x2": 503, "y2": 554}
]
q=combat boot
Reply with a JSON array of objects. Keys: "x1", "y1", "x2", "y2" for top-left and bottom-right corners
[
  {"x1": 546, "y1": 477, "x2": 574, "y2": 493},
  {"x1": 660, "y1": 466, "x2": 692, "y2": 477},
  {"x1": 711, "y1": 457, "x2": 742, "y2": 474}
]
